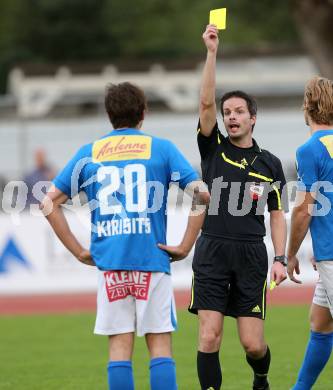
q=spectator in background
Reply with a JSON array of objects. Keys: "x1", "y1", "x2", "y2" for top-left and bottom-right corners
[{"x1": 23, "y1": 149, "x2": 55, "y2": 208}]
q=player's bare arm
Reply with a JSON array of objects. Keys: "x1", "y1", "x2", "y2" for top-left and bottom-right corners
[
  {"x1": 287, "y1": 191, "x2": 315, "y2": 284},
  {"x1": 158, "y1": 180, "x2": 210, "y2": 262},
  {"x1": 269, "y1": 210, "x2": 287, "y2": 286},
  {"x1": 40, "y1": 185, "x2": 95, "y2": 266},
  {"x1": 199, "y1": 24, "x2": 219, "y2": 136}
]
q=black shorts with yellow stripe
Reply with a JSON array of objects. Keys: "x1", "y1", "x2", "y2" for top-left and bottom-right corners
[{"x1": 189, "y1": 234, "x2": 268, "y2": 320}]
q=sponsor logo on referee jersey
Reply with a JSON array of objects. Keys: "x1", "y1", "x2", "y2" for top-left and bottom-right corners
[
  {"x1": 249, "y1": 182, "x2": 265, "y2": 200},
  {"x1": 240, "y1": 158, "x2": 248, "y2": 166},
  {"x1": 104, "y1": 270, "x2": 151, "y2": 302},
  {"x1": 92, "y1": 135, "x2": 152, "y2": 162}
]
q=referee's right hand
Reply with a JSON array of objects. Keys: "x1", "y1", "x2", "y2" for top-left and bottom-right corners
[{"x1": 203, "y1": 24, "x2": 219, "y2": 53}]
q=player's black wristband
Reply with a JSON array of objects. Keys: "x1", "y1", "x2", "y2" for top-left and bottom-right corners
[{"x1": 273, "y1": 255, "x2": 287, "y2": 266}]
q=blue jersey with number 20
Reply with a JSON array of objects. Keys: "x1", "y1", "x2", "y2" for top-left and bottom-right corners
[
  {"x1": 53, "y1": 128, "x2": 199, "y2": 273},
  {"x1": 296, "y1": 129, "x2": 333, "y2": 261}
]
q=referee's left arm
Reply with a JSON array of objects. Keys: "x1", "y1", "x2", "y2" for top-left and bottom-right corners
[
  {"x1": 270, "y1": 210, "x2": 287, "y2": 258},
  {"x1": 270, "y1": 210, "x2": 287, "y2": 286},
  {"x1": 267, "y1": 156, "x2": 288, "y2": 286}
]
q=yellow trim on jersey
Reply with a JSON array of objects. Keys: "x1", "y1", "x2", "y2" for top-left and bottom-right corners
[
  {"x1": 262, "y1": 279, "x2": 267, "y2": 320},
  {"x1": 221, "y1": 152, "x2": 246, "y2": 169},
  {"x1": 190, "y1": 272, "x2": 195, "y2": 309},
  {"x1": 319, "y1": 135, "x2": 333, "y2": 158},
  {"x1": 197, "y1": 128, "x2": 220, "y2": 146},
  {"x1": 248, "y1": 172, "x2": 273, "y2": 182},
  {"x1": 272, "y1": 184, "x2": 282, "y2": 210}
]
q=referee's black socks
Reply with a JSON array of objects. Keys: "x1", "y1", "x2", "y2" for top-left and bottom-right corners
[
  {"x1": 197, "y1": 351, "x2": 222, "y2": 390},
  {"x1": 246, "y1": 346, "x2": 271, "y2": 389}
]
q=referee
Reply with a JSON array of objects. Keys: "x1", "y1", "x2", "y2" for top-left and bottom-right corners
[{"x1": 189, "y1": 25, "x2": 288, "y2": 390}]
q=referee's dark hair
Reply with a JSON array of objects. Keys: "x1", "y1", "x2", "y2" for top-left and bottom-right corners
[
  {"x1": 105, "y1": 82, "x2": 147, "y2": 129},
  {"x1": 220, "y1": 90, "x2": 257, "y2": 130}
]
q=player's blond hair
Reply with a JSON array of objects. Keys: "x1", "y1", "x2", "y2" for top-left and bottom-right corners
[{"x1": 303, "y1": 76, "x2": 333, "y2": 125}]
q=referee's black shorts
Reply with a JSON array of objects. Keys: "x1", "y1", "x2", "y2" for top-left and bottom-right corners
[{"x1": 189, "y1": 234, "x2": 268, "y2": 320}]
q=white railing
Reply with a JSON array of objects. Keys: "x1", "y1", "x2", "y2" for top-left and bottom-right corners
[{"x1": 8, "y1": 56, "x2": 318, "y2": 118}]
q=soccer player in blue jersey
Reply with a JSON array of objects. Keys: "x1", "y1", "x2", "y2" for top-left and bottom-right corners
[
  {"x1": 288, "y1": 76, "x2": 333, "y2": 389},
  {"x1": 40, "y1": 82, "x2": 210, "y2": 390}
]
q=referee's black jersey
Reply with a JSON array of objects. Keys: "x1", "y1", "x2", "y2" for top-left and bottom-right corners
[{"x1": 198, "y1": 122, "x2": 288, "y2": 241}]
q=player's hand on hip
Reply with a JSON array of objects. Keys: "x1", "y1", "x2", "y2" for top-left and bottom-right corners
[
  {"x1": 157, "y1": 243, "x2": 188, "y2": 262},
  {"x1": 270, "y1": 261, "x2": 287, "y2": 286},
  {"x1": 310, "y1": 256, "x2": 317, "y2": 271},
  {"x1": 287, "y1": 255, "x2": 302, "y2": 284},
  {"x1": 203, "y1": 24, "x2": 219, "y2": 53},
  {"x1": 77, "y1": 249, "x2": 95, "y2": 266}
]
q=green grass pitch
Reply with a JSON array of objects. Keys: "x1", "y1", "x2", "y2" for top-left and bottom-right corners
[{"x1": 0, "y1": 306, "x2": 332, "y2": 389}]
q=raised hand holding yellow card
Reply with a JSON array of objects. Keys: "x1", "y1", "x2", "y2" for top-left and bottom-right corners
[
  {"x1": 270, "y1": 281, "x2": 276, "y2": 291},
  {"x1": 209, "y1": 8, "x2": 227, "y2": 30}
]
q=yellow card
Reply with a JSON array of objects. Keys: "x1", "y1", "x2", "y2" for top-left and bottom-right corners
[
  {"x1": 270, "y1": 281, "x2": 276, "y2": 291},
  {"x1": 209, "y1": 8, "x2": 227, "y2": 30}
]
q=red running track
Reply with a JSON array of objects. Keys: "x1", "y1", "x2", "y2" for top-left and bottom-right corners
[{"x1": 0, "y1": 286, "x2": 315, "y2": 316}]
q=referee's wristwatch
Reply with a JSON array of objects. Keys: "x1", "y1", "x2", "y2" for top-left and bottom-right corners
[{"x1": 273, "y1": 255, "x2": 287, "y2": 266}]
